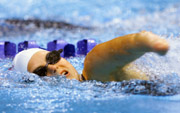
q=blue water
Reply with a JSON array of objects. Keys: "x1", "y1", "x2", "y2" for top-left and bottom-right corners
[{"x1": 0, "y1": 0, "x2": 180, "y2": 113}]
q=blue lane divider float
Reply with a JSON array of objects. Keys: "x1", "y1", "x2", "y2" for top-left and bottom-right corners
[
  {"x1": 0, "y1": 39, "x2": 97, "y2": 58},
  {"x1": 77, "y1": 39, "x2": 96, "y2": 55},
  {"x1": 47, "y1": 40, "x2": 75, "y2": 57},
  {"x1": 18, "y1": 41, "x2": 39, "y2": 52},
  {"x1": 0, "y1": 41, "x2": 16, "y2": 58}
]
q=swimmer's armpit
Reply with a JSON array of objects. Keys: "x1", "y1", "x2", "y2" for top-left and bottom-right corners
[{"x1": 82, "y1": 31, "x2": 169, "y2": 82}]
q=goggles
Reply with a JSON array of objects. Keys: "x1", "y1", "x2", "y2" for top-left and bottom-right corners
[{"x1": 33, "y1": 49, "x2": 63, "y2": 76}]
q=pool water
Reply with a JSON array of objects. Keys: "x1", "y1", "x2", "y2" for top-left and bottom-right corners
[{"x1": 0, "y1": 0, "x2": 180, "y2": 112}]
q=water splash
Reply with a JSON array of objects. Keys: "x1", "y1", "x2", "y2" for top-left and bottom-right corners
[{"x1": 0, "y1": 0, "x2": 180, "y2": 112}]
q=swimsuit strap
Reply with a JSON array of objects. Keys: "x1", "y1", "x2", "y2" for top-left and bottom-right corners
[{"x1": 80, "y1": 74, "x2": 86, "y2": 81}]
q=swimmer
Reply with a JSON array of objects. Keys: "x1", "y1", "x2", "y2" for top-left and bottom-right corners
[{"x1": 13, "y1": 31, "x2": 169, "y2": 82}]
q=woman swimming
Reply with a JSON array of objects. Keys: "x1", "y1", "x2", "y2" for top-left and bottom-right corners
[{"x1": 13, "y1": 31, "x2": 169, "y2": 82}]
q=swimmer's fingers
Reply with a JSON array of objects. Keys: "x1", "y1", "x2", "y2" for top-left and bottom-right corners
[{"x1": 136, "y1": 31, "x2": 169, "y2": 55}]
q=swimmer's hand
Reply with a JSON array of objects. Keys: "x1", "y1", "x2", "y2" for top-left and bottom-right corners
[
  {"x1": 82, "y1": 31, "x2": 169, "y2": 82},
  {"x1": 133, "y1": 31, "x2": 169, "y2": 55}
]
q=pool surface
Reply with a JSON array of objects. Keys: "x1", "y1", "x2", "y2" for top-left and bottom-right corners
[{"x1": 0, "y1": 0, "x2": 180, "y2": 113}]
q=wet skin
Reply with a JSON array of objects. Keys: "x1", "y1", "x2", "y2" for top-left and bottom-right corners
[
  {"x1": 27, "y1": 50, "x2": 80, "y2": 80},
  {"x1": 82, "y1": 31, "x2": 169, "y2": 81},
  {"x1": 27, "y1": 31, "x2": 169, "y2": 82}
]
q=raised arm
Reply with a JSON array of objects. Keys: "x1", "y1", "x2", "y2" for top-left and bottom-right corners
[{"x1": 82, "y1": 31, "x2": 169, "y2": 82}]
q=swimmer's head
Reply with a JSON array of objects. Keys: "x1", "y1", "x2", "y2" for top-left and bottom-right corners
[
  {"x1": 13, "y1": 48, "x2": 79, "y2": 80},
  {"x1": 13, "y1": 48, "x2": 43, "y2": 72}
]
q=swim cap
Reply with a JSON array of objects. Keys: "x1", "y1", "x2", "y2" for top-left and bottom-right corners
[{"x1": 13, "y1": 48, "x2": 44, "y2": 72}]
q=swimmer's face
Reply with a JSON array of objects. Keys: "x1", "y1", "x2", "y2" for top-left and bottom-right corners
[{"x1": 27, "y1": 50, "x2": 80, "y2": 80}]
